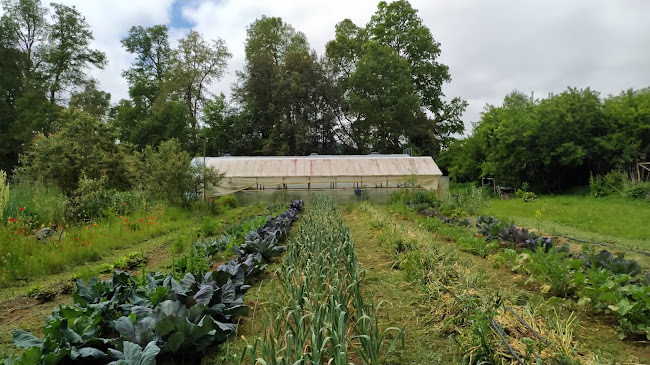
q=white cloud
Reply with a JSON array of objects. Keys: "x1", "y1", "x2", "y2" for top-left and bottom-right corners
[{"x1": 5, "y1": 0, "x2": 650, "y2": 134}]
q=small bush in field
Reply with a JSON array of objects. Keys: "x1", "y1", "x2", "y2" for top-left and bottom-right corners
[{"x1": 217, "y1": 195, "x2": 238, "y2": 209}]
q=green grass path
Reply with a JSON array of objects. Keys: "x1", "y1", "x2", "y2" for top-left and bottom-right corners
[{"x1": 486, "y1": 195, "x2": 650, "y2": 252}]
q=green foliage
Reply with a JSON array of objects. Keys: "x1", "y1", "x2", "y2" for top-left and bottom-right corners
[
  {"x1": 26, "y1": 285, "x2": 42, "y2": 298},
  {"x1": 445, "y1": 87, "x2": 650, "y2": 192},
  {"x1": 130, "y1": 139, "x2": 223, "y2": 206},
  {"x1": 590, "y1": 170, "x2": 650, "y2": 199},
  {"x1": 347, "y1": 42, "x2": 421, "y2": 153},
  {"x1": 69, "y1": 80, "x2": 111, "y2": 119},
  {"x1": 3, "y1": 179, "x2": 68, "y2": 226},
  {"x1": 234, "y1": 16, "x2": 337, "y2": 155},
  {"x1": 45, "y1": 3, "x2": 107, "y2": 104},
  {"x1": 450, "y1": 185, "x2": 489, "y2": 215},
  {"x1": 325, "y1": 0, "x2": 467, "y2": 155},
  {"x1": 216, "y1": 195, "x2": 238, "y2": 209},
  {"x1": 0, "y1": 170, "x2": 8, "y2": 222},
  {"x1": 580, "y1": 267, "x2": 650, "y2": 340},
  {"x1": 199, "y1": 217, "x2": 220, "y2": 237},
  {"x1": 166, "y1": 30, "x2": 231, "y2": 131},
  {"x1": 521, "y1": 191, "x2": 537, "y2": 202},
  {"x1": 0, "y1": 0, "x2": 107, "y2": 173},
  {"x1": 526, "y1": 249, "x2": 585, "y2": 297},
  {"x1": 114, "y1": 252, "x2": 147, "y2": 270},
  {"x1": 69, "y1": 176, "x2": 144, "y2": 220},
  {"x1": 97, "y1": 263, "x2": 114, "y2": 274},
  {"x1": 16, "y1": 109, "x2": 132, "y2": 195}
]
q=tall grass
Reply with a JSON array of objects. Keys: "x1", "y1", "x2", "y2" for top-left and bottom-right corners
[
  {"x1": 0, "y1": 204, "x2": 195, "y2": 287},
  {"x1": 3, "y1": 180, "x2": 68, "y2": 226}
]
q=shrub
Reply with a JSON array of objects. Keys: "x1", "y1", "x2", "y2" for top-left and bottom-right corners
[
  {"x1": 589, "y1": 170, "x2": 647, "y2": 199},
  {"x1": 69, "y1": 176, "x2": 144, "y2": 220},
  {"x1": 15, "y1": 108, "x2": 132, "y2": 195},
  {"x1": 521, "y1": 191, "x2": 537, "y2": 202},
  {"x1": 200, "y1": 217, "x2": 220, "y2": 236},
  {"x1": 623, "y1": 183, "x2": 650, "y2": 199},
  {"x1": 216, "y1": 195, "x2": 238, "y2": 209},
  {"x1": 130, "y1": 139, "x2": 224, "y2": 206}
]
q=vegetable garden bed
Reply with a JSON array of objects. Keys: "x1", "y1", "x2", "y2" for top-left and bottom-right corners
[{"x1": 0, "y1": 201, "x2": 304, "y2": 365}]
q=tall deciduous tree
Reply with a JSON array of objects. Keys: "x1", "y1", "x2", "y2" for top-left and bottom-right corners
[
  {"x1": 235, "y1": 16, "x2": 338, "y2": 155},
  {"x1": 120, "y1": 25, "x2": 171, "y2": 108},
  {"x1": 347, "y1": 42, "x2": 420, "y2": 153},
  {"x1": 44, "y1": 3, "x2": 106, "y2": 104},
  {"x1": 0, "y1": 0, "x2": 48, "y2": 82},
  {"x1": 167, "y1": 30, "x2": 231, "y2": 130},
  {"x1": 326, "y1": 0, "x2": 467, "y2": 156},
  {"x1": 1, "y1": 0, "x2": 105, "y2": 173}
]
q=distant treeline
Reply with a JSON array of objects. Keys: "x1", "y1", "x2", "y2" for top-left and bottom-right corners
[
  {"x1": 0, "y1": 0, "x2": 466, "y2": 176},
  {"x1": 438, "y1": 87, "x2": 650, "y2": 192}
]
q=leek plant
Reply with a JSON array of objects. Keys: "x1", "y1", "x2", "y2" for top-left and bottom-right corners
[{"x1": 238, "y1": 196, "x2": 403, "y2": 365}]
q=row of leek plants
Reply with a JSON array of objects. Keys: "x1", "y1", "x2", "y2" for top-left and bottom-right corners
[
  {"x1": 1, "y1": 201, "x2": 304, "y2": 365},
  {"x1": 237, "y1": 195, "x2": 403, "y2": 365}
]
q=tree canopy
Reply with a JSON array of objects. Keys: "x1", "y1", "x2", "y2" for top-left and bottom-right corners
[{"x1": 440, "y1": 87, "x2": 650, "y2": 192}]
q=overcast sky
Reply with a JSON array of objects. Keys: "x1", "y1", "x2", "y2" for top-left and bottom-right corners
[{"x1": 4, "y1": 0, "x2": 650, "y2": 134}]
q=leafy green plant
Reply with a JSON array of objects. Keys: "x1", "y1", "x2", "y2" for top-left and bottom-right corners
[
  {"x1": 580, "y1": 267, "x2": 650, "y2": 340},
  {"x1": 26, "y1": 285, "x2": 43, "y2": 298},
  {"x1": 97, "y1": 263, "x2": 114, "y2": 274},
  {"x1": 527, "y1": 249, "x2": 585, "y2": 297},
  {"x1": 590, "y1": 250, "x2": 641, "y2": 276},
  {"x1": 199, "y1": 217, "x2": 220, "y2": 236},
  {"x1": 107, "y1": 341, "x2": 160, "y2": 365},
  {"x1": 114, "y1": 252, "x2": 147, "y2": 270},
  {"x1": 521, "y1": 191, "x2": 537, "y2": 202}
]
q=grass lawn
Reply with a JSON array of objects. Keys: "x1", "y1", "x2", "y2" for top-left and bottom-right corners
[{"x1": 485, "y1": 195, "x2": 650, "y2": 251}]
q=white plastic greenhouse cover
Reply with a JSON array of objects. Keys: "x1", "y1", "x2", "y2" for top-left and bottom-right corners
[{"x1": 193, "y1": 154, "x2": 443, "y2": 196}]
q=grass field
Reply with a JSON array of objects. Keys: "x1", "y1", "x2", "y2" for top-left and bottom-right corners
[{"x1": 485, "y1": 195, "x2": 650, "y2": 252}]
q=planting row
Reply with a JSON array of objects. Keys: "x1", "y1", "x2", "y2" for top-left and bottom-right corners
[
  {"x1": 0, "y1": 201, "x2": 304, "y2": 365},
  {"x1": 236, "y1": 195, "x2": 403, "y2": 365},
  {"x1": 350, "y1": 202, "x2": 583, "y2": 364},
  {"x1": 394, "y1": 191, "x2": 650, "y2": 341}
]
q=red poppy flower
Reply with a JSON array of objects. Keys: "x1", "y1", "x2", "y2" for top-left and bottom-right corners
[
  {"x1": 8, "y1": 218, "x2": 17, "y2": 222},
  {"x1": 19, "y1": 207, "x2": 25, "y2": 211},
  {"x1": 122, "y1": 202, "x2": 126, "y2": 205}
]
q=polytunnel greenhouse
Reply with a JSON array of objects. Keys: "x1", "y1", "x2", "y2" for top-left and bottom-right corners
[{"x1": 193, "y1": 154, "x2": 445, "y2": 204}]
